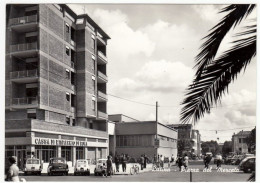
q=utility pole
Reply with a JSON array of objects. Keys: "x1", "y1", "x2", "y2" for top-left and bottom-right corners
[
  {"x1": 155, "y1": 101, "x2": 158, "y2": 156},
  {"x1": 156, "y1": 101, "x2": 158, "y2": 123}
]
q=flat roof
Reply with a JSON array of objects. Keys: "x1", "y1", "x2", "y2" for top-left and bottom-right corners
[
  {"x1": 108, "y1": 114, "x2": 140, "y2": 122},
  {"x1": 61, "y1": 4, "x2": 110, "y2": 39}
]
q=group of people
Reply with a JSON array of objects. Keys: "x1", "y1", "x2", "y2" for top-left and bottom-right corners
[
  {"x1": 176, "y1": 154, "x2": 189, "y2": 171},
  {"x1": 140, "y1": 154, "x2": 148, "y2": 170},
  {"x1": 114, "y1": 154, "x2": 129, "y2": 173}
]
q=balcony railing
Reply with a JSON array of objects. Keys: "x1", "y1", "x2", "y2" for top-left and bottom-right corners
[
  {"x1": 98, "y1": 91, "x2": 107, "y2": 100},
  {"x1": 98, "y1": 111, "x2": 108, "y2": 119},
  {"x1": 98, "y1": 51, "x2": 108, "y2": 63},
  {"x1": 9, "y1": 15, "x2": 38, "y2": 26},
  {"x1": 12, "y1": 97, "x2": 38, "y2": 105},
  {"x1": 97, "y1": 71, "x2": 107, "y2": 82},
  {"x1": 10, "y1": 69, "x2": 38, "y2": 79},
  {"x1": 10, "y1": 42, "x2": 37, "y2": 53}
]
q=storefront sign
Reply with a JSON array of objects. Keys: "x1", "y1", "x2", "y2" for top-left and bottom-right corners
[{"x1": 32, "y1": 137, "x2": 87, "y2": 147}]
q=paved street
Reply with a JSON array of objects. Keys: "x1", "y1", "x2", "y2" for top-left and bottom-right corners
[{"x1": 20, "y1": 164, "x2": 251, "y2": 182}]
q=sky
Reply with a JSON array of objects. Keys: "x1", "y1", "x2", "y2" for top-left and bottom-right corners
[{"x1": 68, "y1": 4, "x2": 257, "y2": 143}]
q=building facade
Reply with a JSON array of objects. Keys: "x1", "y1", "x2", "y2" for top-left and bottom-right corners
[
  {"x1": 167, "y1": 124, "x2": 201, "y2": 156},
  {"x1": 232, "y1": 130, "x2": 251, "y2": 154},
  {"x1": 108, "y1": 115, "x2": 178, "y2": 160},
  {"x1": 5, "y1": 4, "x2": 110, "y2": 168}
]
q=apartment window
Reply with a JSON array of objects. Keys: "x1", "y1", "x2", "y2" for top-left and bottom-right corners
[
  {"x1": 72, "y1": 119, "x2": 75, "y2": 126},
  {"x1": 65, "y1": 23, "x2": 70, "y2": 33},
  {"x1": 66, "y1": 69, "x2": 70, "y2": 79},
  {"x1": 66, "y1": 117, "x2": 70, "y2": 125},
  {"x1": 66, "y1": 93, "x2": 70, "y2": 102},
  {"x1": 71, "y1": 94, "x2": 76, "y2": 107},
  {"x1": 66, "y1": 46, "x2": 70, "y2": 56},
  {"x1": 91, "y1": 99, "x2": 95, "y2": 111},
  {"x1": 27, "y1": 113, "x2": 36, "y2": 119},
  {"x1": 71, "y1": 27, "x2": 75, "y2": 41},
  {"x1": 92, "y1": 58, "x2": 95, "y2": 72},
  {"x1": 92, "y1": 76, "x2": 95, "y2": 93},
  {"x1": 89, "y1": 122, "x2": 93, "y2": 129},
  {"x1": 91, "y1": 36, "x2": 95, "y2": 49},
  {"x1": 71, "y1": 72, "x2": 75, "y2": 85}
]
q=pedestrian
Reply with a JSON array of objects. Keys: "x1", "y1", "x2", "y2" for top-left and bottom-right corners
[
  {"x1": 183, "y1": 154, "x2": 189, "y2": 170},
  {"x1": 216, "y1": 154, "x2": 222, "y2": 169},
  {"x1": 204, "y1": 154, "x2": 211, "y2": 169},
  {"x1": 115, "y1": 155, "x2": 120, "y2": 172},
  {"x1": 106, "y1": 156, "x2": 113, "y2": 178},
  {"x1": 122, "y1": 154, "x2": 127, "y2": 172},
  {"x1": 6, "y1": 156, "x2": 19, "y2": 182},
  {"x1": 144, "y1": 154, "x2": 147, "y2": 169},
  {"x1": 153, "y1": 154, "x2": 157, "y2": 164},
  {"x1": 171, "y1": 154, "x2": 175, "y2": 167},
  {"x1": 160, "y1": 155, "x2": 164, "y2": 169},
  {"x1": 176, "y1": 155, "x2": 183, "y2": 171},
  {"x1": 140, "y1": 155, "x2": 144, "y2": 170}
]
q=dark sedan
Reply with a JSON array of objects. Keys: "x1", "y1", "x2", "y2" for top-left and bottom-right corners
[
  {"x1": 47, "y1": 157, "x2": 69, "y2": 176},
  {"x1": 239, "y1": 157, "x2": 255, "y2": 173}
]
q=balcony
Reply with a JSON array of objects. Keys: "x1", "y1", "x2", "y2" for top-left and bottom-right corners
[
  {"x1": 97, "y1": 34, "x2": 106, "y2": 46},
  {"x1": 11, "y1": 97, "x2": 38, "y2": 109},
  {"x1": 10, "y1": 69, "x2": 38, "y2": 83},
  {"x1": 97, "y1": 71, "x2": 108, "y2": 83},
  {"x1": 97, "y1": 51, "x2": 108, "y2": 65},
  {"x1": 97, "y1": 91, "x2": 107, "y2": 102},
  {"x1": 8, "y1": 15, "x2": 38, "y2": 32},
  {"x1": 97, "y1": 111, "x2": 108, "y2": 120},
  {"x1": 10, "y1": 42, "x2": 38, "y2": 57}
]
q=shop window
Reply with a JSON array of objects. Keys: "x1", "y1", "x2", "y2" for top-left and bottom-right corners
[
  {"x1": 61, "y1": 146, "x2": 72, "y2": 161},
  {"x1": 66, "y1": 46, "x2": 70, "y2": 56},
  {"x1": 76, "y1": 147, "x2": 84, "y2": 160}
]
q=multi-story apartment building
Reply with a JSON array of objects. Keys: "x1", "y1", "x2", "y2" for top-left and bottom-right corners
[
  {"x1": 167, "y1": 124, "x2": 201, "y2": 156},
  {"x1": 5, "y1": 4, "x2": 110, "y2": 168},
  {"x1": 232, "y1": 130, "x2": 251, "y2": 154}
]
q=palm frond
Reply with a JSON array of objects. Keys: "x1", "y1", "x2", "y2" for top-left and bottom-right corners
[
  {"x1": 180, "y1": 33, "x2": 256, "y2": 123},
  {"x1": 195, "y1": 4, "x2": 256, "y2": 79},
  {"x1": 247, "y1": 172, "x2": 255, "y2": 182}
]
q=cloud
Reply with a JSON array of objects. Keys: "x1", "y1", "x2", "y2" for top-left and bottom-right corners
[
  {"x1": 192, "y1": 5, "x2": 221, "y2": 22},
  {"x1": 111, "y1": 60, "x2": 194, "y2": 95},
  {"x1": 91, "y1": 9, "x2": 155, "y2": 61}
]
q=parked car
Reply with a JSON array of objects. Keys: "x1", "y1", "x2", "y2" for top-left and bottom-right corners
[
  {"x1": 24, "y1": 158, "x2": 42, "y2": 175},
  {"x1": 230, "y1": 155, "x2": 244, "y2": 165},
  {"x1": 74, "y1": 159, "x2": 90, "y2": 176},
  {"x1": 94, "y1": 159, "x2": 114, "y2": 176},
  {"x1": 47, "y1": 157, "x2": 69, "y2": 176},
  {"x1": 239, "y1": 157, "x2": 255, "y2": 173}
]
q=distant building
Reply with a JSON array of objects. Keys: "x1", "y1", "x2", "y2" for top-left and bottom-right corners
[
  {"x1": 232, "y1": 130, "x2": 251, "y2": 154},
  {"x1": 167, "y1": 124, "x2": 201, "y2": 156},
  {"x1": 108, "y1": 115, "x2": 178, "y2": 159}
]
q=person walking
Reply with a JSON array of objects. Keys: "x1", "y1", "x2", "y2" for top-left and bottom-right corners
[
  {"x1": 183, "y1": 154, "x2": 189, "y2": 170},
  {"x1": 144, "y1": 154, "x2": 147, "y2": 169},
  {"x1": 160, "y1": 155, "x2": 164, "y2": 169},
  {"x1": 6, "y1": 157, "x2": 19, "y2": 182},
  {"x1": 106, "y1": 156, "x2": 113, "y2": 178},
  {"x1": 140, "y1": 155, "x2": 144, "y2": 170},
  {"x1": 171, "y1": 154, "x2": 175, "y2": 167},
  {"x1": 115, "y1": 155, "x2": 120, "y2": 172},
  {"x1": 122, "y1": 154, "x2": 127, "y2": 172},
  {"x1": 204, "y1": 154, "x2": 211, "y2": 169},
  {"x1": 176, "y1": 155, "x2": 183, "y2": 171},
  {"x1": 216, "y1": 154, "x2": 223, "y2": 169}
]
